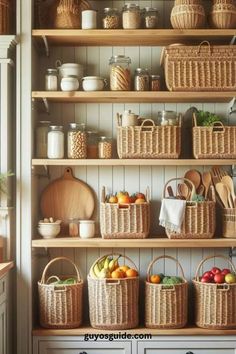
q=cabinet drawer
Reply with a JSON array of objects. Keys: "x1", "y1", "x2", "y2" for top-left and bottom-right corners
[{"x1": 0, "y1": 276, "x2": 6, "y2": 304}]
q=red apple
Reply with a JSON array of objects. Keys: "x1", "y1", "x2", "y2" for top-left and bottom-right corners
[
  {"x1": 201, "y1": 276, "x2": 211, "y2": 283},
  {"x1": 214, "y1": 273, "x2": 225, "y2": 284},
  {"x1": 211, "y1": 267, "x2": 221, "y2": 275},
  {"x1": 221, "y1": 268, "x2": 231, "y2": 276},
  {"x1": 203, "y1": 271, "x2": 214, "y2": 281}
]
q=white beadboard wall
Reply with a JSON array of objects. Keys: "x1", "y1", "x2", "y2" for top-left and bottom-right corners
[{"x1": 32, "y1": 0, "x2": 234, "y2": 324}]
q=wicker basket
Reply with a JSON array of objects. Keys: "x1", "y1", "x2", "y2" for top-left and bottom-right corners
[
  {"x1": 145, "y1": 255, "x2": 188, "y2": 329},
  {"x1": 210, "y1": 2, "x2": 236, "y2": 29},
  {"x1": 171, "y1": 3, "x2": 206, "y2": 29},
  {"x1": 38, "y1": 257, "x2": 83, "y2": 329},
  {"x1": 192, "y1": 114, "x2": 236, "y2": 159},
  {"x1": 162, "y1": 41, "x2": 236, "y2": 92},
  {"x1": 117, "y1": 118, "x2": 181, "y2": 159},
  {"x1": 163, "y1": 177, "x2": 216, "y2": 239},
  {"x1": 222, "y1": 208, "x2": 236, "y2": 238},
  {"x1": 100, "y1": 186, "x2": 150, "y2": 239},
  {"x1": 88, "y1": 254, "x2": 139, "y2": 330},
  {"x1": 193, "y1": 255, "x2": 236, "y2": 329},
  {"x1": 0, "y1": 0, "x2": 10, "y2": 34}
]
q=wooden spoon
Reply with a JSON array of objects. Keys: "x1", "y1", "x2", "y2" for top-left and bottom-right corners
[
  {"x1": 202, "y1": 171, "x2": 212, "y2": 199},
  {"x1": 197, "y1": 184, "x2": 205, "y2": 196},
  {"x1": 178, "y1": 183, "x2": 189, "y2": 200},
  {"x1": 221, "y1": 175, "x2": 236, "y2": 208},
  {"x1": 184, "y1": 169, "x2": 201, "y2": 191},
  {"x1": 215, "y1": 182, "x2": 230, "y2": 209}
]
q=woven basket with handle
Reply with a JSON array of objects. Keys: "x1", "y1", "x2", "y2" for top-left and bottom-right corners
[
  {"x1": 88, "y1": 254, "x2": 139, "y2": 330},
  {"x1": 193, "y1": 255, "x2": 236, "y2": 329},
  {"x1": 210, "y1": 1, "x2": 236, "y2": 29},
  {"x1": 145, "y1": 255, "x2": 188, "y2": 329},
  {"x1": 38, "y1": 256, "x2": 83, "y2": 329}
]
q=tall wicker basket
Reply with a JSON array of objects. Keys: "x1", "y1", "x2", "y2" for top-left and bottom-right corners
[
  {"x1": 0, "y1": 0, "x2": 10, "y2": 34},
  {"x1": 38, "y1": 257, "x2": 83, "y2": 329},
  {"x1": 88, "y1": 254, "x2": 139, "y2": 330},
  {"x1": 222, "y1": 208, "x2": 236, "y2": 238},
  {"x1": 193, "y1": 255, "x2": 236, "y2": 329},
  {"x1": 145, "y1": 255, "x2": 188, "y2": 329}
]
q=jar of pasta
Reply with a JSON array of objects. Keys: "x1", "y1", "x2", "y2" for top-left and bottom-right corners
[
  {"x1": 109, "y1": 55, "x2": 131, "y2": 91},
  {"x1": 122, "y1": 4, "x2": 141, "y2": 29},
  {"x1": 98, "y1": 137, "x2": 112, "y2": 159},
  {"x1": 102, "y1": 8, "x2": 120, "y2": 29},
  {"x1": 134, "y1": 68, "x2": 149, "y2": 91},
  {"x1": 67, "y1": 123, "x2": 87, "y2": 159},
  {"x1": 87, "y1": 131, "x2": 98, "y2": 158}
]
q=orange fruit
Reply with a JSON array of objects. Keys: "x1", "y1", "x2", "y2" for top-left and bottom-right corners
[
  {"x1": 118, "y1": 195, "x2": 130, "y2": 204},
  {"x1": 135, "y1": 198, "x2": 146, "y2": 204},
  {"x1": 150, "y1": 274, "x2": 161, "y2": 284},
  {"x1": 118, "y1": 265, "x2": 130, "y2": 273},
  {"x1": 111, "y1": 269, "x2": 125, "y2": 279},
  {"x1": 109, "y1": 195, "x2": 118, "y2": 203},
  {"x1": 126, "y1": 268, "x2": 138, "y2": 278}
]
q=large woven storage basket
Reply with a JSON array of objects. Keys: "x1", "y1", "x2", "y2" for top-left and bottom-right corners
[
  {"x1": 192, "y1": 114, "x2": 236, "y2": 159},
  {"x1": 162, "y1": 41, "x2": 236, "y2": 91},
  {"x1": 222, "y1": 208, "x2": 236, "y2": 238},
  {"x1": 100, "y1": 187, "x2": 150, "y2": 239},
  {"x1": 193, "y1": 255, "x2": 236, "y2": 329},
  {"x1": 117, "y1": 118, "x2": 181, "y2": 159},
  {"x1": 88, "y1": 254, "x2": 139, "y2": 330},
  {"x1": 163, "y1": 178, "x2": 216, "y2": 239},
  {"x1": 38, "y1": 257, "x2": 83, "y2": 329},
  {"x1": 145, "y1": 255, "x2": 188, "y2": 329},
  {"x1": 0, "y1": 0, "x2": 10, "y2": 34}
]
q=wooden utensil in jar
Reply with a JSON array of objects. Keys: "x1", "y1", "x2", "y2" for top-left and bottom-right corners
[
  {"x1": 178, "y1": 183, "x2": 189, "y2": 200},
  {"x1": 202, "y1": 171, "x2": 212, "y2": 199},
  {"x1": 215, "y1": 182, "x2": 230, "y2": 209},
  {"x1": 221, "y1": 175, "x2": 236, "y2": 208},
  {"x1": 184, "y1": 169, "x2": 201, "y2": 191}
]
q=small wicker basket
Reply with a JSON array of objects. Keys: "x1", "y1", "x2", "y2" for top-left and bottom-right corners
[
  {"x1": 145, "y1": 255, "x2": 188, "y2": 329},
  {"x1": 171, "y1": 3, "x2": 206, "y2": 29},
  {"x1": 0, "y1": 0, "x2": 10, "y2": 34},
  {"x1": 88, "y1": 254, "x2": 139, "y2": 330},
  {"x1": 222, "y1": 208, "x2": 236, "y2": 238},
  {"x1": 38, "y1": 257, "x2": 83, "y2": 329},
  {"x1": 210, "y1": 1, "x2": 236, "y2": 29},
  {"x1": 193, "y1": 255, "x2": 236, "y2": 329}
]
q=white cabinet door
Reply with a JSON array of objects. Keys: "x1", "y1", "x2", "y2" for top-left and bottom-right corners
[{"x1": 0, "y1": 301, "x2": 6, "y2": 354}]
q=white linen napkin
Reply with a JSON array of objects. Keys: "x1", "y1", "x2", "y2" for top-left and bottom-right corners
[{"x1": 159, "y1": 198, "x2": 186, "y2": 233}]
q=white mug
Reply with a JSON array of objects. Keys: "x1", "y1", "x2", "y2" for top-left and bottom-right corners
[{"x1": 82, "y1": 10, "x2": 97, "y2": 29}]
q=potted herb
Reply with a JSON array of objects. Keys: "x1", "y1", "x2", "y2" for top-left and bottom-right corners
[{"x1": 196, "y1": 110, "x2": 223, "y2": 127}]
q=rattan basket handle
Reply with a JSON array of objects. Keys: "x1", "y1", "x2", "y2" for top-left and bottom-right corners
[
  {"x1": 89, "y1": 253, "x2": 138, "y2": 273},
  {"x1": 197, "y1": 41, "x2": 211, "y2": 55},
  {"x1": 163, "y1": 177, "x2": 196, "y2": 200},
  {"x1": 41, "y1": 256, "x2": 82, "y2": 284},
  {"x1": 195, "y1": 255, "x2": 236, "y2": 280},
  {"x1": 140, "y1": 119, "x2": 155, "y2": 131},
  {"x1": 146, "y1": 255, "x2": 186, "y2": 281},
  {"x1": 212, "y1": 121, "x2": 225, "y2": 133}
]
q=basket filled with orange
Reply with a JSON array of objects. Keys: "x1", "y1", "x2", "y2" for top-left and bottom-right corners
[{"x1": 88, "y1": 254, "x2": 139, "y2": 330}]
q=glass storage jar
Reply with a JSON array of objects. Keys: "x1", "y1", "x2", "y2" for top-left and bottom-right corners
[
  {"x1": 102, "y1": 8, "x2": 120, "y2": 29},
  {"x1": 45, "y1": 68, "x2": 58, "y2": 91},
  {"x1": 98, "y1": 137, "x2": 113, "y2": 159},
  {"x1": 143, "y1": 7, "x2": 158, "y2": 28},
  {"x1": 47, "y1": 125, "x2": 64, "y2": 159},
  {"x1": 87, "y1": 131, "x2": 98, "y2": 158},
  {"x1": 67, "y1": 123, "x2": 87, "y2": 159},
  {"x1": 36, "y1": 121, "x2": 51, "y2": 158},
  {"x1": 109, "y1": 55, "x2": 131, "y2": 91},
  {"x1": 122, "y1": 4, "x2": 141, "y2": 29},
  {"x1": 157, "y1": 111, "x2": 178, "y2": 126},
  {"x1": 68, "y1": 218, "x2": 79, "y2": 237},
  {"x1": 134, "y1": 68, "x2": 149, "y2": 91},
  {"x1": 150, "y1": 74, "x2": 161, "y2": 91}
]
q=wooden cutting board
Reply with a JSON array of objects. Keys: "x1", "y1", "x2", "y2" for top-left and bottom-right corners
[{"x1": 40, "y1": 167, "x2": 95, "y2": 225}]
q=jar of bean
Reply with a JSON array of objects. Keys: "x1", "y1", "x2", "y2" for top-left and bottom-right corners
[
  {"x1": 98, "y1": 136, "x2": 112, "y2": 159},
  {"x1": 150, "y1": 74, "x2": 161, "y2": 91},
  {"x1": 143, "y1": 7, "x2": 158, "y2": 29},
  {"x1": 134, "y1": 68, "x2": 149, "y2": 91},
  {"x1": 67, "y1": 123, "x2": 87, "y2": 159},
  {"x1": 102, "y1": 8, "x2": 120, "y2": 29},
  {"x1": 87, "y1": 131, "x2": 98, "y2": 158},
  {"x1": 122, "y1": 4, "x2": 141, "y2": 29},
  {"x1": 109, "y1": 55, "x2": 131, "y2": 91}
]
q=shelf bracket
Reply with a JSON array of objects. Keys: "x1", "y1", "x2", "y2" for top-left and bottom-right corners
[
  {"x1": 42, "y1": 35, "x2": 50, "y2": 57},
  {"x1": 230, "y1": 35, "x2": 236, "y2": 45},
  {"x1": 32, "y1": 165, "x2": 50, "y2": 179},
  {"x1": 42, "y1": 97, "x2": 50, "y2": 114}
]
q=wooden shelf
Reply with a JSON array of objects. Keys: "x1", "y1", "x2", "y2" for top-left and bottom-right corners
[
  {"x1": 32, "y1": 29, "x2": 236, "y2": 47},
  {"x1": 32, "y1": 91, "x2": 236, "y2": 103},
  {"x1": 32, "y1": 237, "x2": 236, "y2": 248}
]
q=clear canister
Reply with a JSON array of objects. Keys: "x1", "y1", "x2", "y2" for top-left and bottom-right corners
[
  {"x1": 143, "y1": 7, "x2": 158, "y2": 29},
  {"x1": 68, "y1": 218, "x2": 79, "y2": 237},
  {"x1": 67, "y1": 123, "x2": 87, "y2": 159},
  {"x1": 109, "y1": 55, "x2": 131, "y2": 91},
  {"x1": 150, "y1": 75, "x2": 161, "y2": 91},
  {"x1": 122, "y1": 4, "x2": 141, "y2": 29},
  {"x1": 102, "y1": 8, "x2": 120, "y2": 29},
  {"x1": 47, "y1": 125, "x2": 64, "y2": 159},
  {"x1": 87, "y1": 131, "x2": 98, "y2": 158},
  {"x1": 36, "y1": 121, "x2": 50, "y2": 158},
  {"x1": 134, "y1": 68, "x2": 149, "y2": 91},
  {"x1": 98, "y1": 136, "x2": 112, "y2": 159},
  {"x1": 45, "y1": 68, "x2": 58, "y2": 91},
  {"x1": 157, "y1": 111, "x2": 178, "y2": 126}
]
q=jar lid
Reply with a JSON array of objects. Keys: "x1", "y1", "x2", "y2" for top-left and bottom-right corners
[
  {"x1": 150, "y1": 74, "x2": 160, "y2": 79},
  {"x1": 46, "y1": 68, "x2": 58, "y2": 74},
  {"x1": 69, "y1": 123, "x2": 86, "y2": 130},
  {"x1": 109, "y1": 55, "x2": 131, "y2": 64},
  {"x1": 123, "y1": 3, "x2": 140, "y2": 10},
  {"x1": 49, "y1": 125, "x2": 63, "y2": 130},
  {"x1": 99, "y1": 136, "x2": 112, "y2": 141},
  {"x1": 104, "y1": 7, "x2": 118, "y2": 12},
  {"x1": 82, "y1": 76, "x2": 104, "y2": 81},
  {"x1": 135, "y1": 68, "x2": 148, "y2": 74},
  {"x1": 144, "y1": 7, "x2": 158, "y2": 12}
]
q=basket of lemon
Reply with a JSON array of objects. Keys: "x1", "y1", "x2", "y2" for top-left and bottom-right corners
[{"x1": 88, "y1": 254, "x2": 139, "y2": 330}]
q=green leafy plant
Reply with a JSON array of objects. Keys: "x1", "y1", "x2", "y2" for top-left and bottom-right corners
[
  {"x1": 0, "y1": 171, "x2": 14, "y2": 195},
  {"x1": 196, "y1": 110, "x2": 223, "y2": 127}
]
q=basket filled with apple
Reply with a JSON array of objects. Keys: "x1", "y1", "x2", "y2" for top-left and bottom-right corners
[
  {"x1": 87, "y1": 253, "x2": 139, "y2": 330},
  {"x1": 145, "y1": 255, "x2": 188, "y2": 329},
  {"x1": 193, "y1": 255, "x2": 236, "y2": 329},
  {"x1": 100, "y1": 186, "x2": 150, "y2": 239}
]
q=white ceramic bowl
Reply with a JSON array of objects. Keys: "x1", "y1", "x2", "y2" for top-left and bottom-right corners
[
  {"x1": 82, "y1": 76, "x2": 107, "y2": 91},
  {"x1": 57, "y1": 62, "x2": 84, "y2": 80},
  {"x1": 38, "y1": 223, "x2": 61, "y2": 239},
  {"x1": 61, "y1": 77, "x2": 79, "y2": 92}
]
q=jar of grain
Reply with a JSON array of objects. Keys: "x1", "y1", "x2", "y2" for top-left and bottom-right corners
[
  {"x1": 98, "y1": 137, "x2": 112, "y2": 159},
  {"x1": 36, "y1": 121, "x2": 51, "y2": 158},
  {"x1": 87, "y1": 131, "x2": 98, "y2": 158},
  {"x1": 68, "y1": 218, "x2": 79, "y2": 237},
  {"x1": 67, "y1": 123, "x2": 87, "y2": 159},
  {"x1": 143, "y1": 7, "x2": 158, "y2": 28},
  {"x1": 150, "y1": 74, "x2": 161, "y2": 91},
  {"x1": 122, "y1": 4, "x2": 141, "y2": 29},
  {"x1": 109, "y1": 55, "x2": 131, "y2": 91},
  {"x1": 47, "y1": 126, "x2": 64, "y2": 159},
  {"x1": 102, "y1": 8, "x2": 120, "y2": 29},
  {"x1": 134, "y1": 68, "x2": 149, "y2": 91}
]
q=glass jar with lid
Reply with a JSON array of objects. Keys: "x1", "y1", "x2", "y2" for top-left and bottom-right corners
[
  {"x1": 150, "y1": 74, "x2": 161, "y2": 91},
  {"x1": 109, "y1": 55, "x2": 131, "y2": 91},
  {"x1": 98, "y1": 137, "x2": 112, "y2": 159},
  {"x1": 122, "y1": 4, "x2": 141, "y2": 29},
  {"x1": 67, "y1": 123, "x2": 87, "y2": 159},
  {"x1": 36, "y1": 121, "x2": 51, "y2": 158},
  {"x1": 143, "y1": 7, "x2": 158, "y2": 29},
  {"x1": 45, "y1": 68, "x2": 58, "y2": 91},
  {"x1": 102, "y1": 8, "x2": 120, "y2": 29},
  {"x1": 134, "y1": 68, "x2": 149, "y2": 91},
  {"x1": 157, "y1": 111, "x2": 178, "y2": 126},
  {"x1": 87, "y1": 131, "x2": 98, "y2": 158},
  {"x1": 47, "y1": 126, "x2": 64, "y2": 159}
]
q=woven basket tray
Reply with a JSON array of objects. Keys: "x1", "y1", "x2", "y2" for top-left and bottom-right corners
[
  {"x1": 88, "y1": 254, "x2": 139, "y2": 330},
  {"x1": 145, "y1": 255, "x2": 188, "y2": 329},
  {"x1": 117, "y1": 118, "x2": 181, "y2": 159},
  {"x1": 193, "y1": 255, "x2": 236, "y2": 329},
  {"x1": 163, "y1": 177, "x2": 216, "y2": 239},
  {"x1": 38, "y1": 257, "x2": 83, "y2": 329},
  {"x1": 222, "y1": 208, "x2": 236, "y2": 238},
  {"x1": 162, "y1": 41, "x2": 236, "y2": 91},
  {"x1": 100, "y1": 186, "x2": 150, "y2": 239},
  {"x1": 192, "y1": 113, "x2": 236, "y2": 159}
]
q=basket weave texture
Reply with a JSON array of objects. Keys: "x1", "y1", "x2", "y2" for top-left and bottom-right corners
[
  {"x1": 222, "y1": 208, "x2": 236, "y2": 238},
  {"x1": 88, "y1": 254, "x2": 139, "y2": 330},
  {"x1": 117, "y1": 118, "x2": 181, "y2": 159},
  {"x1": 145, "y1": 255, "x2": 188, "y2": 329},
  {"x1": 171, "y1": 3, "x2": 206, "y2": 29},
  {"x1": 192, "y1": 114, "x2": 236, "y2": 159},
  {"x1": 210, "y1": 2, "x2": 236, "y2": 29},
  {"x1": 162, "y1": 41, "x2": 236, "y2": 92},
  {"x1": 38, "y1": 257, "x2": 83, "y2": 329},
  {"x1": 0, "y1": 0, "x2": 10, "y2": 34},
  {"x1": 163, "y1": 178, "x2": 216, "y2": 239},
  {"x1": 193, "y1": 255, "x2": 236, "y2": 329}
]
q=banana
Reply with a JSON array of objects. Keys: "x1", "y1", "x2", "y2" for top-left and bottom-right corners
[
  {"x1": 89, "y1": 265, "x2": 97, "y2": 279},
  {"x1": 93, "y1": 263, "x2": 101, "y2": 278},
  {"x1": 104, "y1": 256, "x2": 112, "y2": 269},
  {"x1": 109, "y1": 256, "x2": 120, "y2": 272},
  {"x1": 98, "y1": 268, "x2": 111, "y2": 279},
  {"x1": 98, "y1": 256, "x2": 106, "y2": 270}
]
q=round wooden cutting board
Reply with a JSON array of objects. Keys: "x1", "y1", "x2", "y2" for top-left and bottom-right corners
[{"x1": 40, "y1": 167, "x2": 95, "y2": 224}]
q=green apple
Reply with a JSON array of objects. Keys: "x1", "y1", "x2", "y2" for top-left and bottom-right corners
[{"x1": 225, "y1": 273, "x2": 236, "y2": 284}]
